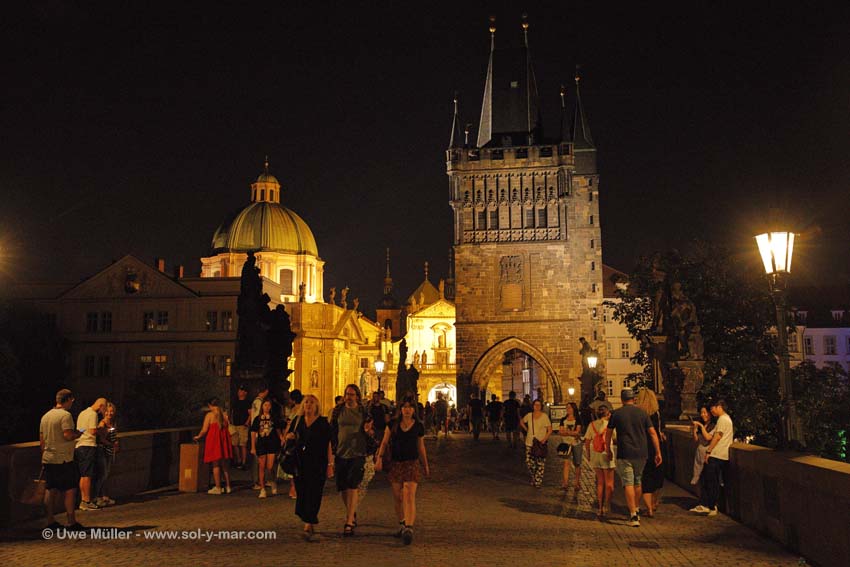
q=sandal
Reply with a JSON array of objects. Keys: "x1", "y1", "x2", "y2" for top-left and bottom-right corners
[
  {"x1": 302, "y1": 525, "x2": 314, "y2": 541},
  {"x1": 343, "y1": 523, "x2": 355, "y2": 536},
  {"x1": 395, "y1": 521, "x2": 405, "y2": 538}
]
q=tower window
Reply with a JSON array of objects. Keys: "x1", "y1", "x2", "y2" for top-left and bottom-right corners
[
  {"x1": 591, "y1": 262, "x2": 596, "y2": 271},
  {"x1": 590, "y1": 239, "x2": 595, "y2": 249},
  {"x1": 589, "y1": 215, "x2": 594, "y2": 225},
  {"x1": 525, "y1": 208, "x2": 534, "y2": 227},
  {"x1": 592, "y1": 283, "x2": 597, "y2": 293},
  {"x1": 477, "y1": 210, "x2": 486, "y2": 229},
  {"x1": 589, "y1": 191, "x2": 593, "y2": 202},
  {"x1": 537, "y1": 208, "x2": 547, "y2": 227},
  {"x1": 489, "y1": 210, "x2": 498, "y2": 229},
  {"x1": 259, "y1": 189, "x2": 265, "y2": 201}
]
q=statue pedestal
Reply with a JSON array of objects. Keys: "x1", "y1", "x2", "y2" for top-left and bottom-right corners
[{"x1": 676, "y1": 360, "x2": 705, "y2": 420}]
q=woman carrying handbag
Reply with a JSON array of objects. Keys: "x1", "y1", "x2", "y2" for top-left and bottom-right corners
[{"x1": 519, "y1": 399, "x2": 551, "y2": 488}]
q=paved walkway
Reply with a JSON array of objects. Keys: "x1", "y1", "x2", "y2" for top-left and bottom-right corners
[{"x1": 3, "y1": 432, "x2": 806, "y2": 566}]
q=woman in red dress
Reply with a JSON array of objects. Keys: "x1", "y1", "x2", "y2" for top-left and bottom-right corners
[{"x1": 194, "y1": 397, "x2": 233, "y2": 494}]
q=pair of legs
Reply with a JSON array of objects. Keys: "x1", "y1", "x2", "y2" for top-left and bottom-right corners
[
  {"x1": 525, "y1": 451, "x2": 546, "y2": 487},
  {"x1": 594, "y1": 468, "x2": 614, "y2": 514},
  {"x1": 257, "y1": 453, "x2": 275, "y2": 495},
  {"x1": 234, "y1": 443, "x2": 247, "y2": 468},
  {"x1": 471, "y1": 418, "x2": 482, "y2": 440},
  {"x1": 391, "y1": 480, "x2": 419, "y2": 528},
  {"x1": 45, "y1": 488, "x2": 78, "y2": 526},
  {"x1": 561, "y1": 448, "x2": 582, "y2": 489},
  {"x1": 94, "y1": 450, "x2": 112, "y2": 503},
  {"x1": 340, "y1": 489, "x2": 359, "y2": 527},
  {"x1": 79, "y1": 475, "x2": 94, "y2": 503},
  {"x1": 505, "y1": 426, "x2": 519, "y2": 448},
  {"x1": 642, "y1": 490, "x2": 661, "y2": 516},
  {"x1": 699, "y1": 457, "x2": 728, "y2": 509},
  {"x1": 616, "y1": 458, "x2": 645, "y2": 519},
  {"x1": 490, "y1": 420, "x2": 500, "y2": 439},
  {"x1": 212, "y1": 459, "x2": 232, "y2": 491}
]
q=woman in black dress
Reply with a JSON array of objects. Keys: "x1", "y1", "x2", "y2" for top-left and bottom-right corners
[{"x1": 285, "y1": 394, "x2": 333, "y2": 540}]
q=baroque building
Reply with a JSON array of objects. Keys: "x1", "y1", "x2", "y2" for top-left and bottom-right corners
[{"x1": 447, "y1": 18, "x2": 604, "y2": 403}]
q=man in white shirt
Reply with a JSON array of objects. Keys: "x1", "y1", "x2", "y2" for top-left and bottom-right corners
[
  {"x1": 691, "y1": 399, "x2": 733, "y2": 516},
  {"x1": 76, "y1": 397, "x2": 107, "y2": 510},
  {"x1": 40, "y1": 389, "x2": 84, "y2": 529}
]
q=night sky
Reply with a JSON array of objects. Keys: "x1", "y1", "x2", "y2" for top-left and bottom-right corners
[{"x1": 2, "y1": 2, "x2": 848, "y2": 314}]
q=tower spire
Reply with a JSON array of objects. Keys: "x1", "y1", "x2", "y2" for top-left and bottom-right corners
[
  {"x1": 383, "y1": 248, "x2": 394, "y2": 296},
  {"x1": 424, "y1": 261, "x2": 429, "y2": 281},
  {"x1": 559, "y1": 84, "x2": 570, "y2": 142},
  {"x1": 476, "y1": 16, "x2": 496, "y2": 148},
  {"x1": 571, "y1": 68, "x2": 594, "y2": 149},
  {"x1": 264, "y1": 155, "x2": 269, "y2": 174},
  {"x1": 448, "y1": 92, "x2": 464, "y2": 148}
]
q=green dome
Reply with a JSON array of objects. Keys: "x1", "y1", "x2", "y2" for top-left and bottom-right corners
[
  {"x1": 256, "y1": 172, "x2": 279, "y2": 184},
  {"x1": 212, "y1": 202, "x2": 318, "y2": 256}
]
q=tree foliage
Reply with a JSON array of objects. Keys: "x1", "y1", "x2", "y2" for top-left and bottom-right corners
[
  {"x1": 608, "y1": 244, "x2": 783, "y2": 447},
  {"x1": 792, "y1": 361, "x2": 850, "y2": 462},
  {"x1": 124, "y1": 366, "x2": 228, "y2": 430}
]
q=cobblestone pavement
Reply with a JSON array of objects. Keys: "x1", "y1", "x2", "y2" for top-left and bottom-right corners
[{"x1": 3, "y1": 432, "x2": 806, "y2": 567}]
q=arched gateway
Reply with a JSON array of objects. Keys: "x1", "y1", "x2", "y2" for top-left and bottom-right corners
[{"x1": 470, "y1": 337, "x2": 562, "y2": 402}]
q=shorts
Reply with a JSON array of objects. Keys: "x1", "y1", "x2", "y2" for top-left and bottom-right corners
[
  {"x1": 504, "y1": 419, "x2": 519, "y2": 432},
  {"x1": 44, "y1": 461, "x2": 79, "y2": 492},
  {"x1": 565, "y1": 443, "x2": 583, "y2": 467},
  {"x1": 230, "y1": 425, "x2": 249, "y2": 447},
  {"x1": 75, "y1": 446, "x2": 98, "y2": 478},
  {"x1": 615, "y1": 457, "x2": 646, "y2": 487},
  {"x1": 387, "y1": 459, "x2": 420, "y2": 484},
  {"x1": 335, "y1": 456, "x2": 365, "y2": 491}
]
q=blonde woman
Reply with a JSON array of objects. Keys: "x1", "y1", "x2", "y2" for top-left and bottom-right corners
[
  {"x1": 194, "y1": 397, "x2": 233, "y2": 494},
  {"x1": 94, "y1": 402, "x2": 118, "y2": 507},
  {"x1": 285, "y1": 394, "x2": 332, "y2": 541}
]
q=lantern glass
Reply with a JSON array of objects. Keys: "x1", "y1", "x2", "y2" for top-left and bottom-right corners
[
  {"x1": 374, "y1": 359, "x2": 384, "y2": 374},
  {"x1": 755, "y1": 231, "x2": 795, "y2": 275},
  {"x1": 586, "y1": 354, "x2": 598, "y2": 369}
]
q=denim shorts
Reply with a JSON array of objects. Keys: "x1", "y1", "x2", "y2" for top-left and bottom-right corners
[
  {"x1": 615, "y1": 457, "x2": 646, "y2": 486},
  {"x1": 569, "y1": 443, "x2": 583, "y2": 467}
]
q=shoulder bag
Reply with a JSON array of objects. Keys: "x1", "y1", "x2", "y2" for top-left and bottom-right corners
[
  {"x1": 279, "y1": 414, "x2": 302, "y2": 477},
  {"x1": 530, "y1": 414, "x2": 548, "y2": 459}
]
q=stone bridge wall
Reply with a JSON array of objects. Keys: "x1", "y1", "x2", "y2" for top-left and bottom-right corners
[
  {"x1": 665, "y1": 425, "x2": 850, "y2": 567},
  {"x1": 0, "y1": 427, "x2": 194, "y2": 528}
]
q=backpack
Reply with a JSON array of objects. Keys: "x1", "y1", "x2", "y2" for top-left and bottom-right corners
[{"x1": 591, "y1": 421, "x2": 606, "y2": 453}]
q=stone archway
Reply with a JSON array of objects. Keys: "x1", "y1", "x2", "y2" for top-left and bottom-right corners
[{"x1": 470, "y1": 337, "x2": 562, "y2": 402}]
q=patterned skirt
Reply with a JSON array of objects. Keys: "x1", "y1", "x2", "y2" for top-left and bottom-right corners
[{"x1": 387, "y1": 459, "x2": 420, "y2": 484}]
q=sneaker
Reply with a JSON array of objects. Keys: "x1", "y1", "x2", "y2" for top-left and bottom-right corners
[
  {"x1": 207, "y1": 487, "x2": 222, "y2": 495},
  {"x1": 270, "y1": 484, "x2": 277, "y2": 496},
  {"x1": 224, "y1": 486, "x2": 232, "y2": 494},
  {"x1": 258, "y1": 488, "x2": 267, "y2": 499},
  {"x1": 252, "y1": 484, "x2": 262, "y2": 490},
  {"x1": 707, "y1": 506, "x2": 718, "y2": 517},
  {"x1": 102, "y1": 496, "x2": 116, "y2": 506},
  {"x1": 402, "y1": 526, "x2": 413, "y2": 545},
  {"x1": 689, "y1": 505, "x2": 709, "y2": 513},
  {"x1": 628, "y1": 515, "x2": 640, "y2": 527},
  {"x1": 79, "y1": 500, "x2": 100, "y2": 510}
]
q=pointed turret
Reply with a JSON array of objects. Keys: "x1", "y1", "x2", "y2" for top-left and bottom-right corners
[
  {"x1": 376, "y1": 248, "x2": 403, "y2": 339},
  {"x1": 559, "y1": 84, "x2": 570, "y2": 143},
  {"x1": 476, "y1": 15, "x2": 542, "y2": 148},
  {"x1": 449, "y1": 93, "x2": 465, "y2": 149},
  {"x1": 444, "y1": 248, "x2": 456, "y2": 301},
  {"x1": 570, "y1": 71, "x2": 594, "y2": 150},
  {"x1": 570, "y1": 70, "x2": 597, "y2": 173}
]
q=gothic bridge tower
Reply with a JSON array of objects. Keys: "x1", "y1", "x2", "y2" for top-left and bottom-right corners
[{"x1": 446, "y1": 17, "x2": 603, "y2": 403}]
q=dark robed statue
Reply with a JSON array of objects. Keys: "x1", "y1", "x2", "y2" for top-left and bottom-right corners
[{"x1": 236, "y1": 251, "x2": 296, "y2": 398}]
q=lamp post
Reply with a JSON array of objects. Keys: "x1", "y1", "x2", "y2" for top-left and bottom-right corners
[
  {"x1": 755, "y1": 231, "x2": 800, "y2": 446},
  {"x1": 374, "y1": 357, "x2": 385, "y2": 394},
  {"x1": 567, "y1": 387, "x2": 575, "y2": 401}
]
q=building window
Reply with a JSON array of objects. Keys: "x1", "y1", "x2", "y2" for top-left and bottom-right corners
[
  {"x1": 156, "y1": 311, "x2": 168, "y2": 331},
  {"x1": 206, "y1": 311, "x2": 218, "y2": 331},
  {"x1": 100, "y1": 311, "x2": 112, "y2": 332},
  {"x1": 620, "y1": 342, "x2": 630, "y2": 359},
  {"x1": 86, "y1": 312, "x2": 98, "y2": 333},
  {"x1": 592, "y1": 307, "x2": 598, "y2": 319},
  {"x1": 825, "y1": 336, "x2": 837, "y2": 356},
  {"x1": 360, "y1": 358, "x2": 369, "y2": 369},
  {"x1": 591, "y1": 261, "x2": 596, "y2": 271},
  {"x1": 140, "y1": 354, "x2": 168, "y2": 376},
  {"x1": 606, "y1": 379, "x2": 614, "y2": 397},
  {"x1": 222, "y1": 311, "x2": 233, "y2": 331},
  {"x1": 796, "y1": 311, "x2": 808, "y2": 324},
  {"x1": 803, "y1": 336, "x2": 814, "y2": 356},
  {"x1": 589, "y1": 215, "x2": 594, "y2": 225},
  {"x1": 279, "y1": 269, "x2": 294, "y2": 295},
  {"x1": 537, "y1": 208, "x2": 547, "y2": 227},
  {"x1": 606, "y1": 342, "x2": 613, "y2": 358},
  {"x1": 590, "y1": 239, "x2": 595, "y2": 249},
  {"x1": 787, "y1": 334, "x2": 798, "y2": 353},
  {"x1": 592, "y1": 283, "x2": 597, "y2": 293},
  {"x1": 143, "y1": 311, "x2": 155, "y2": 331},
  {"x1": 525, "y1": 208, "x2": 534, "y2": 228},
  {"x1": 84, "y1": 355, "x2": 96, "y2": 377},
  {"x1": 220, "y1": 355, "x2": 231, "y2": 377},
  {"x1": 592, "y1": 330, "x2": 598, "y2": 341},
  {"x1": 832, "y1": 310, "x2": 844, "y2": 323},
  {"x1": 489, "y1": 210, "x2": 498, "y2": 229},
  {"x1": 99, "y1": 356, "x2": 111, "y2": 377}
]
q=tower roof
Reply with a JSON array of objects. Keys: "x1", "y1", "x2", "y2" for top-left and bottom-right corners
[
  {"x1": 448, "y1": 94, "x2": 465, "y2": 149},
  {"x1": 407, "y1": 261, "x2": 440, "y2": 308},
  {"x1": 379, "y1": 248, "x2": 400, "y2": 309},
  {"x1": 476, "y1": 16, "x2": 542, "y2": 148},
  {"x1": 570, "y1": 73, "x2": 594, "y2": 150}
]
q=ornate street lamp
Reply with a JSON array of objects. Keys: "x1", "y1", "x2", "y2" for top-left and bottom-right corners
[
  {"x1": 374, "y1": 357, "x2": 385, "y2": 393},
  {"x1": 567, "y1": 387, "x2": 575, "y2": 400},
  {"x1": 586, "y1": 353, "x2": 598, "y2": 371},
  {"x1": 755, "y1": 231, "x2": 800, "y2": 446}
]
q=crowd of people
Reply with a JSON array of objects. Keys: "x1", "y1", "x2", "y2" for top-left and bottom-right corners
[{"x1": 38, "y1": 382, "x2": 732, "y2": 537}]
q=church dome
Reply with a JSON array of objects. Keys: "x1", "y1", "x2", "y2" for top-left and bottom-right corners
[
  {"x1": 211, "y1": 201, "x2": 319, "y2": 256},
  {"x1": 256, "y1": 172, "x2": 279, "y2": 184}
]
